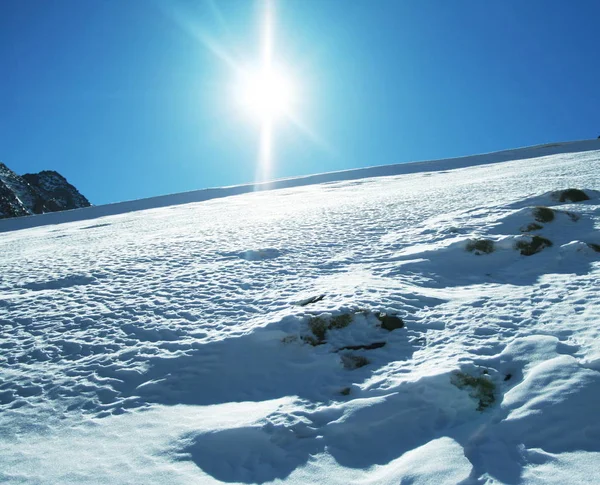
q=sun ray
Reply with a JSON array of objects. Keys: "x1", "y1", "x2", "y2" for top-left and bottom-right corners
[
  {"x1": 286, "y1": 112, "x2": 338, "y2": 157},
  {"x1": 262, "y1": 1, "x2": 273, "y2": 71},
  {"x1": 256, "y1": 118, "x2": 273, "y2": 183},
  {"x1": 255, "y1": 0, "x2": 275, "y2": 183},
  {"x1": 153, "y1": 1, "x2": 242, "y2": 73},
  {"x1": 156, "y1": 0, "x2": 334, "y2": 186}
]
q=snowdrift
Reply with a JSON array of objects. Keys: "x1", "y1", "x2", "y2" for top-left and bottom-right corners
[{"x1": 1, "y1": 140, "x2": 600, "y2": 484}]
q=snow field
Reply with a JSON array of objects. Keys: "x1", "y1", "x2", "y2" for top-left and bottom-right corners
[{"x1": 1, "y1": 144, "x2": 600, "y2": 483}]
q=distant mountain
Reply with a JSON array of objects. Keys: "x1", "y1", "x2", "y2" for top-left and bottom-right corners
[{"x1": 0, "y1": 162, "x2": 91, "y2": 219}]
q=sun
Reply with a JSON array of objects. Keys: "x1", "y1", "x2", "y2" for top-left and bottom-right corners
[
  {"x1": 230, "y1": 0, "x2": 310, "y2": 183},
  {"x1": 238, "y1": 67, "x2": 295, "y2": 122}
]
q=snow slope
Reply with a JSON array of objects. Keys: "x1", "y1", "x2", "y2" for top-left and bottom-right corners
[
  {"x1": 1, "y1": 139, "x2": 598, "y2": 233},
  {"x1": 1, "y1": 141, "x2": 600, "y2": 484}
]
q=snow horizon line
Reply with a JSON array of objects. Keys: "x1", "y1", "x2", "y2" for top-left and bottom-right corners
[{"x1": 1, "y1": 138, "x2": 599, "y2": 234}]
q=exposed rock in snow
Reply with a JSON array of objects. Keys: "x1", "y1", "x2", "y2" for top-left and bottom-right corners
[
  {"x1": 0, "y1": 162, "x2": 90, "y2": 219},
  {"x1": 22, "y1": 170, "x2": 91, "y2": 212}
]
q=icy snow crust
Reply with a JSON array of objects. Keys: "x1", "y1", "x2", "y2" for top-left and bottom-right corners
[{"x1": 1, "y1": 142, "x2": 600, "y2": 484}]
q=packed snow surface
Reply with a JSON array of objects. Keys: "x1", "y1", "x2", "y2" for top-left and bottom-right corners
[{"x1": 1, "y1": 141, "x2": 600, "y2": 484}]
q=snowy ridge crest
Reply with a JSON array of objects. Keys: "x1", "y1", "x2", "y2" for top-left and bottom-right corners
[{"x1": 1, "y1": 138, "x2": 599, "y2": 233}]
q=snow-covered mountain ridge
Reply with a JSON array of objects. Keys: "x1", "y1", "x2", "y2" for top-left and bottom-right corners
[
  {"x1": 0, "y1": 162, "x2": 90, "y2": 219},
  {"x1": 1, "y1": 141, "x2": 600, "y2": 484},
  {"x1": 1, "y1": 138, "x2": 598, "y2": 233}
]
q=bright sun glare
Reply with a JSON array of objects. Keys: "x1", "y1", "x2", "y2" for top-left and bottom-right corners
[
  {"x1": 163, "y1": 0, "x2": 328, "y2": 183},
  {"x1": 239, "y1": 67, "x2": 294, "y2": 121},
  {"x1": 232, "y1": 0, "x2": 299, "y2": 183},
  {"x1": 236, "y1": 1, "x2": 295, "y2": 124}
]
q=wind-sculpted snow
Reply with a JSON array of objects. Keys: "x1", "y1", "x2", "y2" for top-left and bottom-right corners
[{"x1": 1, "y1": 146, "x2": 600, "y2": 484}]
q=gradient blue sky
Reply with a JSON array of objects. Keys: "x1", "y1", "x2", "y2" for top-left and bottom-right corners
[{"x1": 2, "y1": 0, "x2": 599, "y2": 205}]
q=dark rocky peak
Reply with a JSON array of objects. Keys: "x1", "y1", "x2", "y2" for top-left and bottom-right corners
[
  {"x1": 23, "y1": 170, "x2": 91, "y2": 211},
  {"x1": 0, "y1": 162, "x2": 41, "y2": 214},
  {"x1": 0, "y1": 179, "x2": 30, "y2": 218},
  {"x1": 0, "y1": 162, "x2": 91, "y2": 219}
]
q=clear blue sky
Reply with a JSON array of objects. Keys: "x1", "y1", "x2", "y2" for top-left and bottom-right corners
[{"x1": 1, "y1": 0, "x2": 599, "y2": 205}]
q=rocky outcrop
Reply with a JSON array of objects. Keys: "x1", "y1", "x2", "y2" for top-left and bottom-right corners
[
  {"x1": 22, "y1": 170, "x2": 91, "y2": 213},
  {"x1": 0, "y1": 162, "x2": 91, "y2": 219},
  {"x1": 0, "y1": 179, "x2": 30, "y2": 218}
]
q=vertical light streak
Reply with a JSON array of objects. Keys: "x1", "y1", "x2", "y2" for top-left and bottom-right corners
[
  {"x1": 262, "y1": 1, "x2": 273, "y2": 73},
  {"x1": 256, "y1": 0, "x2": 274, "y2": 184},
  {"x1": 258, "y1": 118, "x2": 273, "y2": 183}
]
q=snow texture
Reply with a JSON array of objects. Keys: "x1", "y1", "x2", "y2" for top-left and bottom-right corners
[{"x1": 1, "y1": 140, "x2": 600, "y2": 484}]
